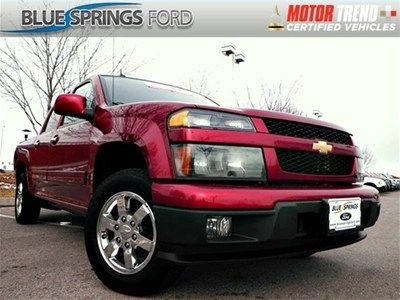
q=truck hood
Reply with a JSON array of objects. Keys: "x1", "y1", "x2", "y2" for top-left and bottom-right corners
[
  {"x1": 193, "y1": 104, "x2": 351, "y2": 134},
  {"x1": 106, "y1": 100, "x2": 350, "y2": 135}
]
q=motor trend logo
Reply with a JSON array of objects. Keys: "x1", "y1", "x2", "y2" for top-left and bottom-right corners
[
  {"x1": 273, "y1": 4, "x2": 398, "y2": 32},
  {"x1": 380, "y1": 5, "x2": 397, "y2": 17}
]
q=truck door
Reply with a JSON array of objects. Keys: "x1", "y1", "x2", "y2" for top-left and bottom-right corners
[
  {"x1": 45, "y1": 81, "x2": 96, "y2": 210},
  {"x1": 29, "y1": 109, "x2": 60, "y2": 198}
]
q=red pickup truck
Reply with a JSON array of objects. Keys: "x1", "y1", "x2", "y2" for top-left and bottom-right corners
[{"x1": 14, "y1": 75, "x2": 380, "y2": 295}]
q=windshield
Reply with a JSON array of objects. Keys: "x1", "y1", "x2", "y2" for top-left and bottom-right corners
[{"x1": 101, "y1": 76, "x2": 218, "y2": 106}]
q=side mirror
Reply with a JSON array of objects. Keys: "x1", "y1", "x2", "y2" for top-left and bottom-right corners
[{"x1": 54, "y1": 94, "x2": 92, "y2": 120}]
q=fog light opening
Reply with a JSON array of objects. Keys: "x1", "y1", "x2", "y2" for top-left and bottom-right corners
[{"x1": 206, "y1": 216, "x2": 232, "y2": 240}]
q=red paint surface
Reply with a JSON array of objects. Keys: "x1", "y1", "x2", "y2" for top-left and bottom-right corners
[
  {"x1": 54, "y1": 94, "x2": 86, "y2": 117},
  {"x1": 152, "y1": 183, "x2": 378, "y2": 210},
  {"x1": 14, "y1": 75, "x2": 368, "y2": 214}
]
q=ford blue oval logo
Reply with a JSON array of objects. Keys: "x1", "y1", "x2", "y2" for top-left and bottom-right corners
[{"x1": 340, "y1": 212, "x2": 352, "y2": 221}]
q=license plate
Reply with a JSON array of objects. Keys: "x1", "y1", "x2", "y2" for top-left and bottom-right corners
[{"x1": 327, "y1": 198, "x2": 361, "y2": 232}]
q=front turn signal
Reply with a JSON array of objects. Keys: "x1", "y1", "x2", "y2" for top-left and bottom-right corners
[{"x1": 168, "y1": 110, "x2": 189, "y2": 127}]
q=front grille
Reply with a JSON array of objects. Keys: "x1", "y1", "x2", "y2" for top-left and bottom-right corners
[
  {"x1": 264, "y1": 119, "x2": 352, "y2": 145},
  {"x1": 276, "y1": 149, "x2": 354, "y2": 175}
]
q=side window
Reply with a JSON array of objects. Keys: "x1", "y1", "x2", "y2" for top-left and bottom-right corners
[
  {"x1": 44, "y1": 109, "x2": 60, "y2": 133},
  {"x1": 63, "y1": 82, "x2": 95, "y2": 125}
]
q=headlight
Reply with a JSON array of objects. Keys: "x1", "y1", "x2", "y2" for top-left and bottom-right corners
[
  {"x1": 172, "y1": 144, "x2": 266, "y2": 181},
  {"x1": 168, "y1": 109, "x2": 254, "y2": 131}
]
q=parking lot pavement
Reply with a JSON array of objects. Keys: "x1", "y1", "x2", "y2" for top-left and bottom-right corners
[{"x1": 0, "y1": 191, "x2": 399, "y2": 299}]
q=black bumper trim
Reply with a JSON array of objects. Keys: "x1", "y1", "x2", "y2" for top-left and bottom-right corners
[
  {"x1": 153, "y1": 199, "x2": 380, "y2": 263},
  {"x1": 158, "y1": 232, "x2": 367, "y2": 264}
]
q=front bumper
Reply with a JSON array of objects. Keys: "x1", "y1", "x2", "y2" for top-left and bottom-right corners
[
  {"x1": 152, "y1": 183, "x2": 379, "y2": 210},
  {"x1": 153, "y1": 197, "x2": 380, "y2": 263}
]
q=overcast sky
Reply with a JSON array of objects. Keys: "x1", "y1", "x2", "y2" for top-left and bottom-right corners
[{"x1": 0, "y1": 37, "x2": 399, "y2": 174}]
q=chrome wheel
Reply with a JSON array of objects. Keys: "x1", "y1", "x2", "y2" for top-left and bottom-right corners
[
  {"x1": 96, "y1": 191, "x2": 156, "y2": 274},
  {"x1": 15, "y1": 183, "x2": 23, "y2": 216}
]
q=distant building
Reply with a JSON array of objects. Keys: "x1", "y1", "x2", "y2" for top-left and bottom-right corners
[{"x1": 1, "y1": 162, "x2": 12, "y2": 171}]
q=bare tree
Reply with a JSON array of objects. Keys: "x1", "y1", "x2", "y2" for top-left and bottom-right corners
[
  {"x1": 237, "y1": 79, "x2": 304, "y2": 115},
  {"x1": 361, "y1": 147, "x2": 375, "y2": 171},
  {"x1": 0, "y1": 36, "x2": 141, "y2": 133},
  {"x1": 185, "y1": 71, "x2": 217, "y2": 98}
]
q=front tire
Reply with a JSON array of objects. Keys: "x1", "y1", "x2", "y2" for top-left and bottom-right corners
[
  {"x1": 291, "y1": 251, "x2": 315, "y2": 258},
  {"x1": 85, "y1": 169, "x2": 183, "y2": 295},
  {"x1": 15, "y1": 172, "x2": 40, "y2": 224}
]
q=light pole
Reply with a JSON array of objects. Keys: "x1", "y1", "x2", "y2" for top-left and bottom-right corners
[
  {"x1": 221, "y1": 44, "x2": 245, "y2": 104},
  {"x1": 313, "y1": 110, "x2": 323, "y2": 118},
  {"x1": 221, "y1": 44, "x2": 246, "y2": 71},
  {"x1": 0, "y1": 125, "x2": 4, "y2": 163},
  {"x1": 22, "y1": 129, "x2": 31, "y2": 141}
]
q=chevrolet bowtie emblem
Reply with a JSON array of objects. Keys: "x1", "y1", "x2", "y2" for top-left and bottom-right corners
[{"x1": 312, "y1": 141, "x2": 333, "y2": 155}]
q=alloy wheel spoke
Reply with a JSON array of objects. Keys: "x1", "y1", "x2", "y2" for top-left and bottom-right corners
[
  {"x1": 16, "y1": 185, "x2": 23, "y2": 215},
  {"x1": 104, "y1": 239, "x2": 119, "y2": 257},
  {"x1": 136, "y1": 234, "x2": 154, "y2": 252},
  {"x1": 123, "y1": 248, "x2": 134, "y2": 269},
  {"x1": 116, "y1": 195, "x2": 128, "y2": 217},
  {"x1": 125, "y1": 196, "x2": 131, "y2": 211},
  {"x1": 16, "y1": 199, "x2": 21, "y2": 214},
  {"x1": 133, "y1": 204, "x2": 150, "y2": 224},
  {"x1": 100, "y1": 214, "x2": 117, "y2": 231}
]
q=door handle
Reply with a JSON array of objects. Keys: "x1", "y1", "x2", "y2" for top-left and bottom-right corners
[
  {"x1": 50, "y1": 135, "x2": 59, "y2": 145},
  {"x1": 34, "y1": 140, "x2": 40, "y2": 147}
]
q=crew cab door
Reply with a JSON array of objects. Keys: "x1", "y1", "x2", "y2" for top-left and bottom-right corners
[
  {"x1": 29, "y1": 109, "x2": 61, "y2": 196},
  {"x1": 45, "y1": 81, "x2": 96, "y2": 209}
]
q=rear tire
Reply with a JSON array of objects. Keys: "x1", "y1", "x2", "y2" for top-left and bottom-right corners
[
  {"x1": 85, "y1": 168, "x2": 184, "y2": 295},
  {"x1": 15, "y1": 171, "x2": 40, "y2": 224}
]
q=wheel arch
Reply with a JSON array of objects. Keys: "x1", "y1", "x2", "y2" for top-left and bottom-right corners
[
  {"x1": 15, "y1": 160, "x2": 27, "y2": 175},
  {"x1": 92, "y1": 142, "x2": 148, "y2": 192}
]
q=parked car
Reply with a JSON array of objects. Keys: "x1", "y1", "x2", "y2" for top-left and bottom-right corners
[
  {"x1": 379, "y1": 173, "x2": 399, "y2": 190},
  {"x1": 363, "y1": 175, "x2": 387, "y2": 192},
  {"x1": 370, "y1": 173, "x2": 393, "y2": 191},
  {"x1": 14, "y1": 75, "x2": 380, "y2": 295},
  {"x1": 388, "y1": 175, "x2": 400, "y2": 190}
]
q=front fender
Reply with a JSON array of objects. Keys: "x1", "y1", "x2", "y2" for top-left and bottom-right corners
[{"x1": 92, "y1": 102, "x2": 199, "y2": 179}]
